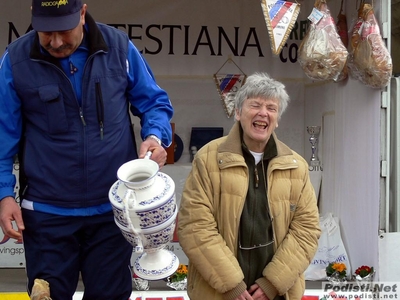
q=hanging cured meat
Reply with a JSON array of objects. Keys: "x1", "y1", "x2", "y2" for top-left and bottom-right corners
[
  {"x1": 348, "y1": 3, "x2": 392, "y2": 89},
  {"x1": 335, "y1": 0, "x2": 349, "y2": 82},
  {"x1": 298, "y1": 0, "x2": 348, "y2": 81},
  {"x1": 336, "y1": 0, "x2": 348, "y2": 48}
]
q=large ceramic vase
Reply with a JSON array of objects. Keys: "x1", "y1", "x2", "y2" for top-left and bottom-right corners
[{"x1": 108, "y1": 154, "x2": 179, "y2": 280}]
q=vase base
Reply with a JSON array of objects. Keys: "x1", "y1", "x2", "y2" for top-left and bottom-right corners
[{"x1": 134, "y1": 249, "x2": 179, "y2": 280}]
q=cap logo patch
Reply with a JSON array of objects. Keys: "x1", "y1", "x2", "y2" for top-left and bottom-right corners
[{"x1": 41, "y1": 0, "x2": 69, "y2": 8}]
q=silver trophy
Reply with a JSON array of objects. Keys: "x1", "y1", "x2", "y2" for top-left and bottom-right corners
[{"x1": 307, "y1": 126, "x2": 321, "y2": 168}]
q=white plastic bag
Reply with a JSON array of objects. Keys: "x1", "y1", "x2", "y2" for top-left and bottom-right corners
[{"x1": 305, "y1": 213, "x2": 351, "y2": 280}]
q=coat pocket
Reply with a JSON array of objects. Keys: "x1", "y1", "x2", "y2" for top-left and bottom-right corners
[{"x1": 39, "y1": 85, "x2": 68, "y2": 134}]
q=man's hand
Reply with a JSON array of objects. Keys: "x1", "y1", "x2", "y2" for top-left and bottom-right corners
[
  {"x1": 139, "y1": 137, "x2": 167, "y2": 169},
  {"x1": 0, "y1": 196, "x2": 24, "y2": 239}
]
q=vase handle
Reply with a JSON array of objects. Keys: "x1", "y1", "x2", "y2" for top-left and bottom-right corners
[
  {"x1": 144, "y1": 151, "x2": 152, "y2": 159},
  {"x1": 122, "y1": 189, "x2": 144, "y2": 253}
]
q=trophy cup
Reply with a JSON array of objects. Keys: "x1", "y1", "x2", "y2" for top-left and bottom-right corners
[{"x1": 307, "y1": 126, "x2": 321, "y2": 169}]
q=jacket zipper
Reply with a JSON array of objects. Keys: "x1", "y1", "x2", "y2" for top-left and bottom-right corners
[
  {"x1": 79, "y1": 108, "x2": 87, "y2": 126},
  {"x1": 95, "y1": 82, "x2": 105, "y2": 140},
  {"x1": 254, "y1": 167, "x2": 259, "y2": 188}
]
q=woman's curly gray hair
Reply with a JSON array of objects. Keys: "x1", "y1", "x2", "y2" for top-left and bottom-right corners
[{"x1": 235, "y1": 72, "x2": 290, "y2": 119}]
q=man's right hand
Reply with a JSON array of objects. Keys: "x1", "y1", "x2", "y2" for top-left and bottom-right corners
[{"x1": 0, "y1": 196, "x2": 24, "y2": 239}]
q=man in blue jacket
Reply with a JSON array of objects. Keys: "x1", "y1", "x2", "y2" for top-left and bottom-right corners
[{"x1": 0, "y1": 1, "x2": 174, "y2": 299}]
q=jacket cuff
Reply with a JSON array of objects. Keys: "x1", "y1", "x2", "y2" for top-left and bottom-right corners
[
  {"x1": 222, "y1": 281, "x2": 247, "y2": 300},
  {"x1": 256, "y1": 277, "x2": 279, "y2": 300}
]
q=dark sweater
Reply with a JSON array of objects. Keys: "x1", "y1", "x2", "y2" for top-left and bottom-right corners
[{"x1": 237, "y1": 135, "x2": 277, "y2": 288}]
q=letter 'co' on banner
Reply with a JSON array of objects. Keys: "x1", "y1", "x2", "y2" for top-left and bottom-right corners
[{"x1": 260, "y1": 0, "x2": 300, "y2": 55}]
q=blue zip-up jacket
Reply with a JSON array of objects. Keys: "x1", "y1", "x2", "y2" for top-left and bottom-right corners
[{"x1": 0, "y1": 13, "x2": 173, "y2": 207}]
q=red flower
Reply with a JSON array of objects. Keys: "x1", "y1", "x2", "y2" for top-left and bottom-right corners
[{"x1": 355, "y1": 265, "x2": 374, "y2": 278}]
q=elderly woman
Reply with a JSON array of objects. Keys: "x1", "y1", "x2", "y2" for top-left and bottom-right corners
[{"x1": 178, "y1": 72, "x2": 320, "y2": 300}]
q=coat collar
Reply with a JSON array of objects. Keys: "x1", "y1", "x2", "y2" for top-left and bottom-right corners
[{"x1": 218, "y1": 121, "x2": 293, "y2": 158}]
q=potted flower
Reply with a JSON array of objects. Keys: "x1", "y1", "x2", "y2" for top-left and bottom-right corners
[
  {"x1": 354, "y1": 265, "x2": 375, "y2": 286},
  {"x1": 326, "y1": 262, "x2": 347, "y2": 285},
  {"x1": 167, "y1": 264, "x2": 188, "y2": 290},
  {"x1": 355, "y1": 265, "x2": 374, "y2": 279},
  {"x1": 326, "y1": 262, "x2": 347, "y2": 278}
]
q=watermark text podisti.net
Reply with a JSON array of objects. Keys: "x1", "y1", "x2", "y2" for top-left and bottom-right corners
[{"x1": 321, "y1": 282, "x2": 399, "y2": 299}]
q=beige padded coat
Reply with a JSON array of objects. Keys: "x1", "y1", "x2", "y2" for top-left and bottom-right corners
[{"x1": 178, "y1": 122, "x2": 320, "y2": 300}]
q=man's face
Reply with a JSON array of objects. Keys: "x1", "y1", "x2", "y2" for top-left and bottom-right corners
[
  {"x1": 235, "y1": 97, "x2": 280, "y2": 152},
  {"x1": 37, "y1": 6, "x2": 86, "y2": 58}
]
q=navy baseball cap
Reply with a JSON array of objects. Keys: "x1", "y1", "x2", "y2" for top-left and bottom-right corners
[{"x1": 31, "y1": 0, "x2": 83, "y2": 32}]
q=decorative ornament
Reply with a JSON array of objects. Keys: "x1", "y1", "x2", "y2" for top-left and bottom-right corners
[
  {"x1": 213, "y1": 58, "x2": 246, "y2": 118},
  {"x1": 260, "y1": 0, "x2": 301, "y2": 55}
]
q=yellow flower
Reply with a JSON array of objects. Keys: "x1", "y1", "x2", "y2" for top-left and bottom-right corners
[
  {"x1": 326, "y1": 262, "x2": 347, "y2": 278},
  {"x1": 333, "y1": 263, "x2": 346, "y2": 273},
  {"x1": 169, "y1": 264, "x2": 188, "y2": 282}
]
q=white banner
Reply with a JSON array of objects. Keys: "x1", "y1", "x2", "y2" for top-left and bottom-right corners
[{"x1": 0, "y1": 0, "x2": 309, "y2": 78}]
